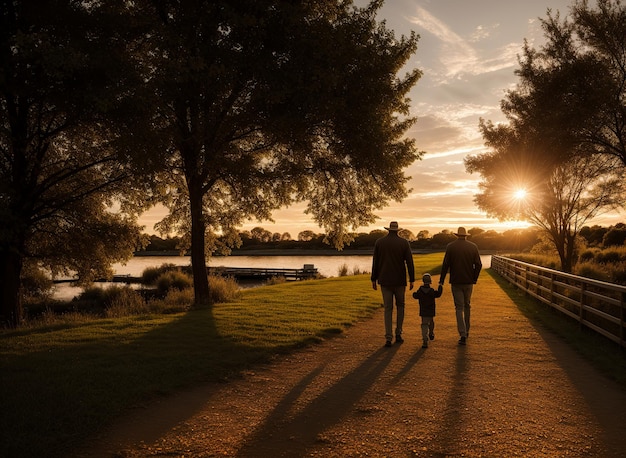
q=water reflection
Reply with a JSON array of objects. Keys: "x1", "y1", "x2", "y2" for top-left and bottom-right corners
[{"x1": 52, "y1": 254, "x2": 492, "y2": 301}]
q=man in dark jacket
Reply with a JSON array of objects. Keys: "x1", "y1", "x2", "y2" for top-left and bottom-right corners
[
  {"x1": 439, "y1": 227, "x2": 482, "y2": 345},
  {"x1": 371, "y1": 221, "x2": 415, "y2": 347}
]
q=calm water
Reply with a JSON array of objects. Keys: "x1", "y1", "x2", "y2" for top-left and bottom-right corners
[{"x1": 52, "y1": 254, "x2": 492, "y2": 301}]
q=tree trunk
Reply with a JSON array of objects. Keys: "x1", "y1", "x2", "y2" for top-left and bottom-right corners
[
  {"x1": 0, "y1": 248, "x2": 24, "y2": 327},
  {"x1": 188, "y1": 185, "x2": 211, "y2": 306},
  {"x1": 563, "y1": 232, "x2": 576, "y2": 273},
  {"x1": 550, "y1": 230, "x2": 571, "y2": 273}
]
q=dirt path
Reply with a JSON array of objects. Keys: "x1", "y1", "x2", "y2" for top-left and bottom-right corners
[{"x1": 76, "y1": 273, "x2": 626, "y2": 457}]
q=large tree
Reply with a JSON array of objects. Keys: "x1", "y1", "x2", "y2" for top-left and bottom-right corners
[
  {"x1": 133, "y1": 0, "x2": 422, "y2": 305},
  {"x1": 501, "y1": 0, "x2": 626, "y2": 165},
  {"x1": 467, "y1": 142, "x2": 624, "y2": 271},
  {"x1": 0, "y1": 2, "x2": 144, "y2": 326},
  {"x1": 465, "y1": 0, "x2": 626, "y2": 272},
  {"x1": 570, "y1": 0, "x2": 626, "y2": 165}
]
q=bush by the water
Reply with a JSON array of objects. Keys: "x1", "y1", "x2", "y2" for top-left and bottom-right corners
[
  {"x1": 207, "y1": 275, "x2": 240, "y2": 303},
  {"x1": 141, "y1": 263, "x2": 181, "y2": 285},
  {"x1": 338, "y1": 263, "x2": 368, "y2": 277},
  {"x1": 156, "y1": 271, "x2": 193, "y2": 295},
  {"x1": 77, "y1": 285, "x2": 138, "y2": 312},
  {"x1": 104, "y1": 287, "x2": 149, "y2": 317},
  {"x1": 21, "y1": 272, "x2": 240, "y2": 327},
  {"x1": 146, "y1": 288, "x2": 195, "y2": 314}
]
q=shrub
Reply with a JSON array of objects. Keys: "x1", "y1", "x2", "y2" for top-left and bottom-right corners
[
  {"x1": 208, "y1": 275, "x2": 240, "y2": 303},
  {"x1": 595, "y1": 249, "x2": 622, "y2": 264},
  {"x1": 573, "y1": 262, "x2": 610, "y2": 282},
  {"x1": 75, "y1": 286, "x2": 109, "y2": 312},
  {"x1": 74, "y1": 285, "x2": 146, "y2": 316},
  {"x1": 579, "y1": 249, "x2": 599, "y2": 263},
  {"x1": 511, "y1": 254, "x2": 560, "y2": 270},
  {"x1": 141, "y1": 263, "x2": 180, "y2": 285},
  {"x1": 156, "y1": 271, "x2": 193, "y2": 295},
  {"x1": 148, "y1": 288, "x2": 194, "y2": 314},
  {"x1": 266, "y1": 276, "x2": 287, "y2": 286},
  {"x1": 23, "y1": 308, "x2": 90, "y2": 327},
  {"x1": 105, "y1": 288, "x2": 147, "y2": 317},
  {"x1": 602, "y1": 261, "x2": 626, "y2": 285},
  {"x1": 337, "y1": 264, "x2": 349, "y2": 277}
]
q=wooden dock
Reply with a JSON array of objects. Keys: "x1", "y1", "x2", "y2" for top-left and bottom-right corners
[
  {"x1": 53, "y1": 265, "x2": 319, "y2": 284},
  {"x1": 208, "y1": 264, "x2": 318, "y2": 281}
]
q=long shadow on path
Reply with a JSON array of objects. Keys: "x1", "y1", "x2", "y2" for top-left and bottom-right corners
[{"x1": 236, "y1": 346, "x2": 399, "y2": 457}]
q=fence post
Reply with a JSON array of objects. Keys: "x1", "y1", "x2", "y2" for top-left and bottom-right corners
[
  {"x1": 619, "y1": 293, "x2": 626, "y2": 350},
  {"x1": 549, "y1": 272, "x2": 555, "y2": 306},
  {"x1": 579, "y1": 281, "x2": 586, "y2": 330},
  {"x1": 525, "y1": 265, "x2": 529, "y2": 296}
]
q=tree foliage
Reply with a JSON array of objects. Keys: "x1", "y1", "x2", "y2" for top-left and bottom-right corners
[
  {"x1": 0, "y1": 1, "x2": 145, "y2": 325},
  {"x1": 129, "y1": 0, "x2": 422, "y2": 305},
  {"x1": 466, "y1": 0, "x2": 626, "y2": 272}
]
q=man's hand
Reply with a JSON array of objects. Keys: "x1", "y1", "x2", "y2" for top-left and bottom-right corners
[
  {"x1": 409, "y1": 282, "x2": 414, "y2": 290},
  {"x1": 372, "y1": 281, "x2": 377, "y2": 291}
]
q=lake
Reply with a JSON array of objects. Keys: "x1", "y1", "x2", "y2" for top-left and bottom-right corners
[{"x1": 52, "y1": 254, "x2": 493, "y2": 301}]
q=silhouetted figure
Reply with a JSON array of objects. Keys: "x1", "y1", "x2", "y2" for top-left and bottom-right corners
[
  {"x1": 371, "y1": 221, "x2": 415, "y2": 347},
  {"x1": 439, "y1": 227, "x2": 482, "y2": 345},
  {"x1": 413, "y1": 273, "x2": 443, "y2": 348}
]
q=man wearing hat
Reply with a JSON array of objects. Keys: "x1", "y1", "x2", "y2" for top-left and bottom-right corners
[
  {"x1": 439, "y1": 227, "x2": 482, "y2": 345},
  {"x1": 371, "y1": 221, "x2": 415, "y2": 347}
]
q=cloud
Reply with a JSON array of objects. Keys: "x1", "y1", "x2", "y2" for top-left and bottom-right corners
[
  {"x1": 469, "y1": 24, "x2": 499, "y2": 43},
  {"x1": 408, "y1": 6, "x2": 522, "y2": 83},
  {"x1": 408, "y1": 7, "x2": 478, "y2": 79}
]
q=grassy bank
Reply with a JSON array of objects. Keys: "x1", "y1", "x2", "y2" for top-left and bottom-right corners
[
  {"x1": 1, "y1": 254, "x2": 443, "y2": 458},
  {"x1": 488, "y1": 269, "x2": 626, "y2": 387}
]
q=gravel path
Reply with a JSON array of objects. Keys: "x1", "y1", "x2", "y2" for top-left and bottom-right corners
[{"x1": 76, "y1": 273, "x2": 626, "y2": 457}]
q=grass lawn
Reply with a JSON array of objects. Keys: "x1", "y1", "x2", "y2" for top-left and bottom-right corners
[
  {"x1": 488, "y1": 269, "x2": 626, "y2": 387},
  {"x1": 0, "y1": 254, "x2": 443, "y2": 458}
]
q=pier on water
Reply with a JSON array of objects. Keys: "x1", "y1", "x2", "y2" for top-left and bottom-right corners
[
  {"x1": 207, "y1": 264, "x2": 318, "y2": 281},
  {"x1": 54, "y1": 265, "x2": 319, "y2": 285}
]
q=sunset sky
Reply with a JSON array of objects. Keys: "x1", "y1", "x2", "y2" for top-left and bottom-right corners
[{"x1": 139, "y1": 0, "x2": 623, "y2": 237}]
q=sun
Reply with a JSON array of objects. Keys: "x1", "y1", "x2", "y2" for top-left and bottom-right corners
[{"x1": 513, "y1": 188, "x2": 527, "y2": 200}]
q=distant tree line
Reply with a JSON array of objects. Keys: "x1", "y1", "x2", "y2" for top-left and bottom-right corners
[{"x1": 139, "y1": 223, "x2": 626, "y2": 254}]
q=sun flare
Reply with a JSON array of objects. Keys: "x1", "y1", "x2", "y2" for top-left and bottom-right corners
[{"x1": 513, "y1": 188, "x2": 527, "y2": 200}]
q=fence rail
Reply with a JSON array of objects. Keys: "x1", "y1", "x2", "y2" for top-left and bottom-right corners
[{"x1": 491, "y1": 255, "x2": 626, "y2": 349}]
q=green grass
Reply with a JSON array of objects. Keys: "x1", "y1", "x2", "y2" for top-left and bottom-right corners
[
  {"x1": 487, "y1": 269, "x2": 626, "y2": 387},
  {"x1": 0, "y1": 253, "x2": 443, "y2": 458}
]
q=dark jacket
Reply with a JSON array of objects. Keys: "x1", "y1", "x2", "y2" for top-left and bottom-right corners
[
  {"x1": 371, "y1": 232, "x2": 415, "y2": 286},
  {"x1": 440, "y1": 238, "x2": 482, "y2": 285},
  {"x1": 413, "y1": 284, "x2": 443, "y2": 317}
]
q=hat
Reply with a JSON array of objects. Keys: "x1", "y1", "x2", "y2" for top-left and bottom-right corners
[
  {"x1": 384, "y1": 221, "x2": 401, "y2": 231},
  {"x1": 422, "y1": 273, "x2": 432, "y2": 284},
  {"x1": 454, "y1": 227, "x2": 468, "y2": 237}
]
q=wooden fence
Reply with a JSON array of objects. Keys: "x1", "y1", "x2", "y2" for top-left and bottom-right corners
[{"x1": 491, "y1": 255, "x2": 626, "y2": 349}]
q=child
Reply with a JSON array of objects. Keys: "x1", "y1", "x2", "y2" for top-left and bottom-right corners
[{"x1": 412, "y1": 273, "x2": 443, "y2": 348}]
